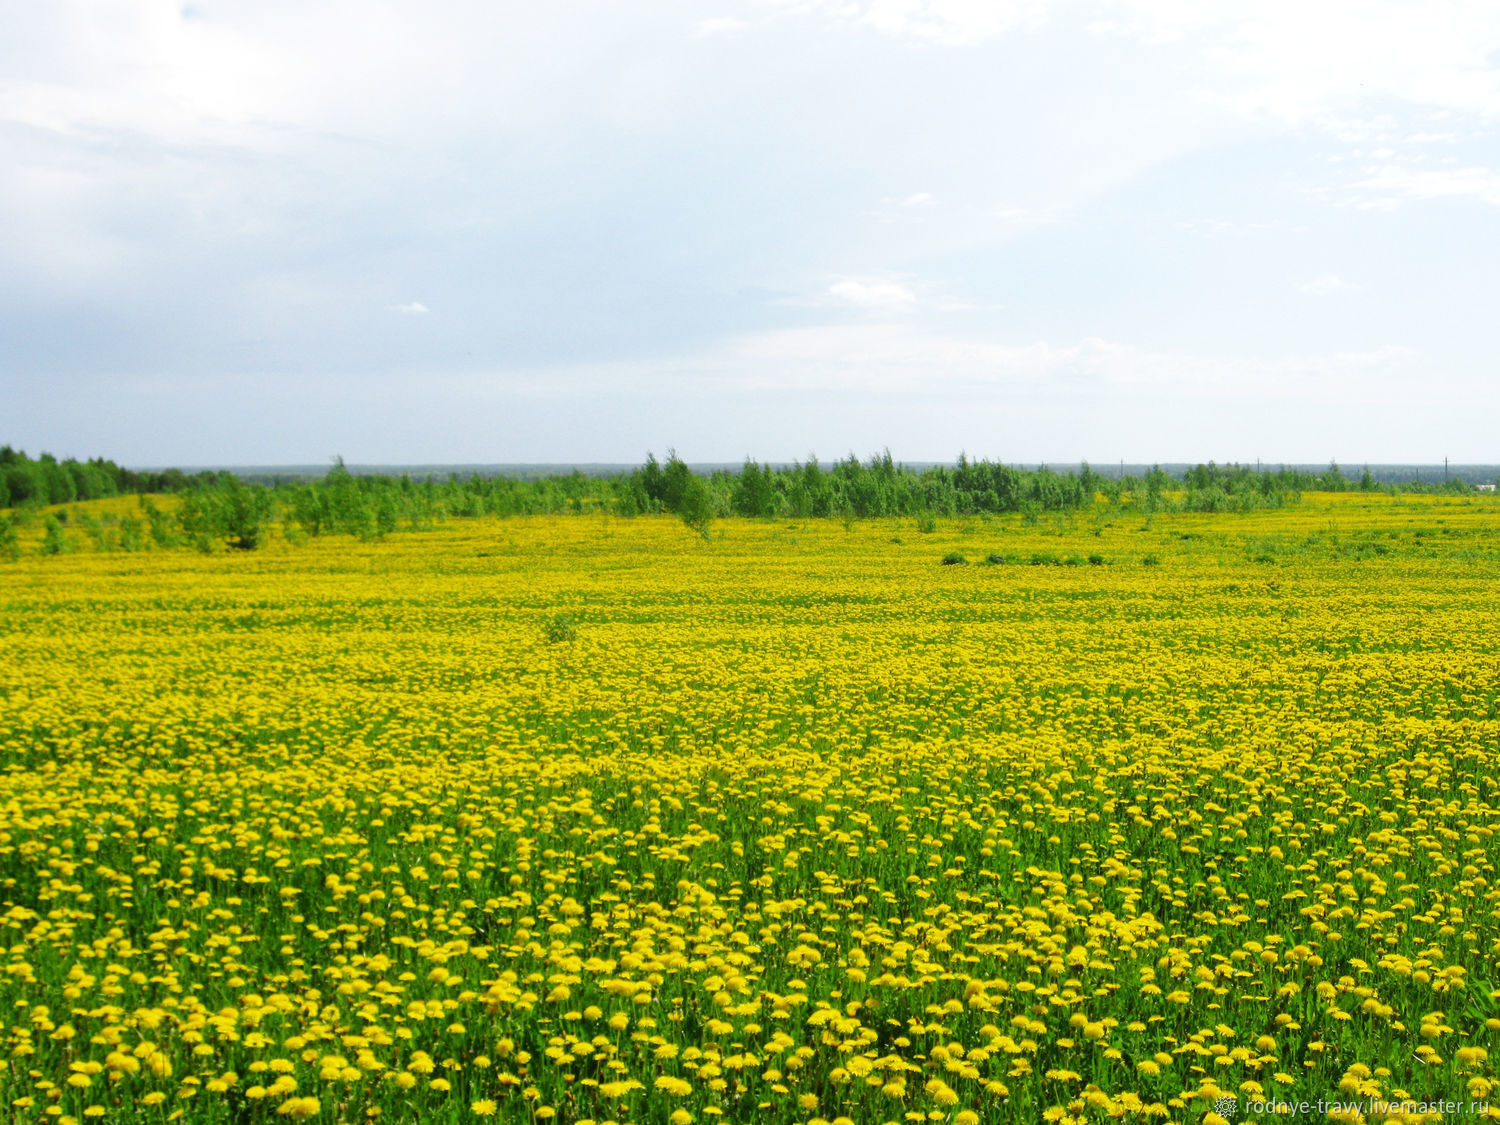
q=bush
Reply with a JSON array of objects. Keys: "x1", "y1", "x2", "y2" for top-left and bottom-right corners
[
  {"x1": 985, "y1": 553, "x2": 1006, "y2": 565},
  {"x1": 915, "y1": 512, "x2": 939, "y2": 534},
  {"x1": 0, "y1": 515, "x2": 18, "y2": 561},
  {"x1": 118, "y1": 515, "x2": 146, "y2": 552},
  {"x1": 543, "y1": 614, "x2": 578, "y2": 643},
  {"x1": 40, "y1": 515, "x2": 69, "y2": 556},
  {"x1": 1029, "y1": 551, "x2": 1059, "y2": 566},
  {"x1": 1142, "y1": 553, "x2": 1161, "y2": 567},
  {"x1": 1088, "y1": 554, "x2": 1105, "y2": 566},
  {"x1": 79, "y1": 512, "x2": 112, "y2": 552},
  {"x1": 940, "y1": 552, "x2": 967, "y2": 566},
  {"x1": 141, "y1": 497, "x2": 177, "y2": 548}
]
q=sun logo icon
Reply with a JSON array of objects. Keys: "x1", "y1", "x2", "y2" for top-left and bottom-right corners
[{"x1": 1214, "y1": 1095, "x2": 1238, "y2": 1119}]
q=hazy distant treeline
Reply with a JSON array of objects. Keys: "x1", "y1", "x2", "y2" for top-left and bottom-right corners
[{"x1": 0, "y1": 446, "x2": 1488, "y2": 556}]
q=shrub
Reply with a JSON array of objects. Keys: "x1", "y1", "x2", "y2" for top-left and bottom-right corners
[
  {"x1": 0, "y1": 515, "x2": 18, "y2": 561},
  {"x1": 915, "y1": 512, "x2": 938, "y2": 534},
  {"x1": 1142, "y1": 553, "x2": 1161, "y2": 566},
  {"x1": 40, "y1": 515, "x2": 69, "y2": 556},
  {"x1": 543, "y1": 614, "x2": 578, "y2": 643},
  {"x1": 985, "y1": 553, "x2": 1006, "y2": 565},
  {"x1": 141, "y1": 497, "x2": 178, "y2": 548},
  {"x1": 118, "y1": 515, "x2": 146, "y2": 553},
  {"x1": 78, "y1": 512, "x2": 112, "y2": 552},
  {"x1": 940, "y1": 552, "x2": 967, "y2": 566},
  {"x1": 1088, "y1": 554, "x2": 1105, "y2": 566}
]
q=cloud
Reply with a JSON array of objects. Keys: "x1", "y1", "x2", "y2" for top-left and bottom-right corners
[
  {"x1": 695, "y1": 16, "x2": 749, "y2": 37},
  {"x1": 11, "y1": 328, "x2": 1474, "y2": 465},
  {"x1": 771, "y1": 1, "x2": 1500, "y2": 136},
  {"x1": 778, "y1": 0, "x2": 1052, "y2": 46},
  {"x1": 1350, "y1": 164, "x2": 1500, "y2": 208},
  {"x1": 394, "y1": 301, "x2": 430, "y2": 315},
  {"x1": 1298, "y1": 274, "x2": 1357, "y2": 296},
  {"x1": 490, "y1": 322, "x2": 1426, "y2": 400},
  {"x1": 697, "y1": 324, "x2": 1421, "y2": 397},
  {"x1": 784, "y1": 275, "x2": 997, "y2": 313},
  {"x1": 828, "y1": 278, "x2": 918, "y2": 307}
]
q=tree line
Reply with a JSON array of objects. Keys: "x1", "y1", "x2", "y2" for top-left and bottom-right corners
[
  {"x1": 0, "y1": 448, "x2": 1486, "y2": 557},
  {"x1": 0, "y1": 446, "x2": 233, "y2": 507}
]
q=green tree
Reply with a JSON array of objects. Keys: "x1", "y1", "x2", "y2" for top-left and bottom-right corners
[
  {"x1": 219, "y1": 478, "x2": 271, "y2": 550},
  {"x1": 678, "y1": 474, "x2": 715, "y2": 540}
]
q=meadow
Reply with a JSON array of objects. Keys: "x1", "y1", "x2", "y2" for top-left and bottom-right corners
[{"x1": 2, "y1": 493, "x2": 1500, "y2": 1123}]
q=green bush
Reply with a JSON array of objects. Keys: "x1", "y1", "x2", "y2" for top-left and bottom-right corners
[
  {"x1": 0, "y1": 515, "x2": 19, "y2": 561},
  {"x1": 118, "y1": 515, "x2": 146, "y2": 552},
  {"x1": 543, "y1": 614, "x2": 579, "y2": 643},
  {"x1": 940, "y1": 552, "x2": 967, "y2": 566},
  {"x1": 40, "y1": 515, "x2": 69, "y2": 556},
  {"x1": 141, "y1": 497, "x2": 177, "y2": 547}
]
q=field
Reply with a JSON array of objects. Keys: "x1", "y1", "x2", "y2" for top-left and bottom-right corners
[{"x1": 3, "y1": 494, "x2": 1500, "y2": 1124}]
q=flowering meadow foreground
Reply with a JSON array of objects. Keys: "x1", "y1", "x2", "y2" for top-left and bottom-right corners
[{"x1": 4, "y1": 494, "x2": 1500, "y2": 1124}]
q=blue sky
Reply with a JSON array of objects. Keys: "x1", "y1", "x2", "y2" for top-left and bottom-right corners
[{"x1": 4, "y1": 0, "x2": 1500, "y2": 465}]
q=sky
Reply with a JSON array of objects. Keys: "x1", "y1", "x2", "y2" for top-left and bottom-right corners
[{"x1": 3, "y1": 0, "x2": 1500, "y2": 466}]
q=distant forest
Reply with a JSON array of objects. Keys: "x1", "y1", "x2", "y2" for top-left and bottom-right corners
[{"x1": 0, "y1": 445, "x2": 1490, "y2": 555}]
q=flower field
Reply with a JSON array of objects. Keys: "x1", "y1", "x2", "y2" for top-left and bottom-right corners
[{"x1": 3, "y1": 494, "x2": 1500, "y2": 1124}]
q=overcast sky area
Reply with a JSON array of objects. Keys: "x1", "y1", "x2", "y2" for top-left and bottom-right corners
[{"x1": 4, "y1": 1, "x2": 1500, "y2": 466}]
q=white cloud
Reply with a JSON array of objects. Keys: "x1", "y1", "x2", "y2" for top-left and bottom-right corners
[
  {"x1": 790, "y1": 275, "x2": 996, "y2": 313},
  {"x1": 485, "y1": 322, "x2": 1427, "y2": 401},
  {"x1": 1351, "y1": 164, "x2": 1500, "y2": 208},
  {"x1": 1098, "y1": 1, "x2": 1500, "y2": 126},
  {"x1": 695, "y1": 16, "x2": 750, "y2": 37},
  {"x1": 394, "y1": 301, "x2": 430, "y2": 315},
  {"x1": 769, "y1": 0, "x2": 1500, "y2": 135},
  {"x1": 828, "y1": 278, "x2": 918, "y2": 307},
  {"x1": 698, "y1": 324, "x2": 1421, "y2": 396},
  {"x1": 773, "y1": 0, "x2": 1052, "y2": 46},
  {"x1": 1298, "y1": 274, "x2": 1356, "y2": 296}
]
